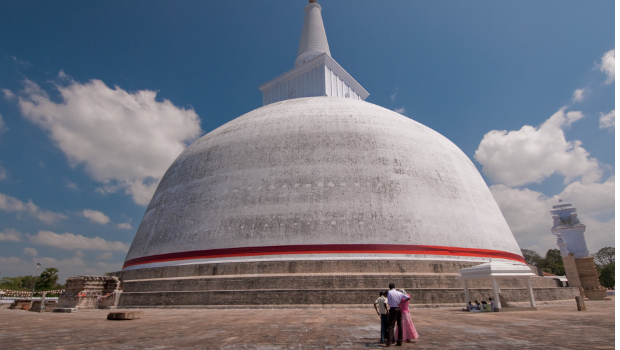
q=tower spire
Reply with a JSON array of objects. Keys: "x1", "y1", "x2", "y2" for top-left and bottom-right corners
[{"x1": 296, "y1": 1, "x2": 331, "y2": 67}]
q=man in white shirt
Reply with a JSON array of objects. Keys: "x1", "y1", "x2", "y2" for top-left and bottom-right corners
[
  {"x1": 374, "y1": 291, "x2": 389, "y2": 343},
  {"x1": 385, "y1": 283, "x2": 409, "y2": 346}
]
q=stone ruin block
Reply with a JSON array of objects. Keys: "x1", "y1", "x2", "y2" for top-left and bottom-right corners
[
  {"x1": 58, "y1": 275, "x2": 122, "y2": 309},
  {"x1": 107, "y1": 311, "x2": 143, "y2": 320},
  {"x1": 9, "y1": 299, "x2": 32, "y2": 310}
]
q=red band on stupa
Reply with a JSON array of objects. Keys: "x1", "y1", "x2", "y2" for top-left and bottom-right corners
[{"x1": 122, "y1": 244, "x2": 525, "y2": 269}]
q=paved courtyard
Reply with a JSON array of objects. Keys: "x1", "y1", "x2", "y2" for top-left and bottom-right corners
[{"x1": 0, "y1": 299, "x2": 614, "y2": 349}]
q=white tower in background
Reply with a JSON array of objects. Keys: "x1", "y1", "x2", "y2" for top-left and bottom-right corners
[
  {"x1": 550, "y1": 199, "x2": 589, "y2": 258},
  {"x1": 259, "y1": 0, "x2": 369, "y2": 105}
]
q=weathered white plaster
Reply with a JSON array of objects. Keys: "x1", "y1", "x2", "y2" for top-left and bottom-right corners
[
  {"x1": 125, "y1": 97, "x2": 523, "y2": 265},
  {"x1": 550, "y1": 200, "x2": 589, "y2": 258}
]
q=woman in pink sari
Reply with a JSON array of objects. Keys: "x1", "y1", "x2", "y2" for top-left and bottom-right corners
[{"x1": 395, "y1": 289, "x2": 419, "y2": 342}]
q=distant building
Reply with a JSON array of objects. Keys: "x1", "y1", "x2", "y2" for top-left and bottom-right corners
[
  {"x1": 550, "y1": 199, "x2": 589, "y2": 258},
  {"x1": 550, "y1": 200, "x2": 608, "y2": 300}
]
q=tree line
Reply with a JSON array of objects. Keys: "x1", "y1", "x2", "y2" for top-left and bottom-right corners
[
  {"x1": 0, "y1": 267, "x2": 65, "y2": 291},
  {"x1": 521, "y1": 247, "x2": 614, "y2": 289}
]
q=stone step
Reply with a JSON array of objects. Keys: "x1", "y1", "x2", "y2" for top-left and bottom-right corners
[
  {"x1": 121, "y1": 273, "x2": 559, "y2": 293},
  {"x1": 118, "y1": 287, "x2": 580, "y2": 308}
]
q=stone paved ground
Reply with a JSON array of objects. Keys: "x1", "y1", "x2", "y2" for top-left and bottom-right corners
[{"x1": 0, "y1": 299, "x2": 614, "y2": 349}]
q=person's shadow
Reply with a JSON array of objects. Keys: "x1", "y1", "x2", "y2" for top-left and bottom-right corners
[{"x1": 358, "y1": 337, "x2": 388, "y2": 348}]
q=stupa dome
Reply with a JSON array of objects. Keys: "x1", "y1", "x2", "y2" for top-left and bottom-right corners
[{"x1": 123, "y1": 97, "x2": 524, "y2": 269}]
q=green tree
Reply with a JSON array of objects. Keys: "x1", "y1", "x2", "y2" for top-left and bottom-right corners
[
  {"x1": 35, "y1": 267, "x2": 59, "y2": 291},
  {"x1": 598, "y1": 263, "x2": 614, "y2": 289},
  {"x1": 539, "y1": 249, "x2": 565, "y2": 276},
  {"x1": 0, "y1": 275, "x2": 36, "y2": 290},
  {"x1": 521, "y1": 249, "x2": 544, "y2": 266},
  {"x1": 594, "y1": 247, "x2": 615, "y2": 267},
  {"x1": 594, "y1": 247, "x2": 615, "y2": 289}
]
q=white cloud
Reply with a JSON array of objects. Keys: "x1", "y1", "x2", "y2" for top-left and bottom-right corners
[
  {"x1": 572, "y1": 88, "x2": 586, "y2": 103},
  {"x1": 80, "y1": 209, "x2": 110, "y2": 225},
  {"x1": 490, "y1": 176, "x2": 615, "y2": 255},
  {"x1": 29, "y1": 230, "x2": 129, "y2": 252},
  {"x1": 0, "y1": 256, "x2": 23, "y2": 279},
  {"x1": 0, "y1": 166, "x2": 6, "y2": 180},
  {"x1": 599, "y1": 49, "x2": 615, "y2": 84},
  {"x1": 23, "y1": 247, "x2": 37, "y2": 256},
  {"x1": 7, "y1": 77, "x2": 202, "y2": 205},
  {"x1": 97, "y1": 252, "x2": 113, "y2": 260},
  {"x1": 66, "y1": 181, "x2": 78, "y2": 190},
  {"x1": 556, "y1": 176, "x2": 615, "y2": 217},
  {"x1": 0, "y1": 114, "x2": 6, "y2": 134},
  {"x1": 0, "y1": 256, "x2": 21, "y2": 264},
  {"x1": 490, "y1": 184, "x2": 556, "y2": 253},
  {"x1": 390, "y1": 88, "x2": 398, "y2": 102},
  {"x1": 393, "y1": 107, "x2": 406, "y2": 115},
  {"x1": 0, "y1": 228, "x2": 22, "y2": 242},
  {"x1": 599, "y1": 110, "x2": 614, "y2": 130},
  {"x1": 474, "y1": 107, "x2": 601, "y2": 186},
  {"x1": 0, "y1": 192, "x2": 67, "y2": 224},
  {"x1": 117, "y1": 222, "x2": 132, "y2": 230},
  {"x1": 12, "y1": 56, "x2": 30, "y2": 67}
]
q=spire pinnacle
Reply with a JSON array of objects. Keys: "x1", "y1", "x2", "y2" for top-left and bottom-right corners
[{"x1": 296, "y1": 1, "x2": 330, "y2": 67}]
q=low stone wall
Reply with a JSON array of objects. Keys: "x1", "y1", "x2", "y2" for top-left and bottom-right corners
[
  {"x1": 122, "y1": 273, "x2": 559, "y2": 293},
  {"x1": 118, "y1": 287, "x2": 580, "y2": 308}
]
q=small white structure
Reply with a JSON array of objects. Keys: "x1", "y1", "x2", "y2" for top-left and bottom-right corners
[
  {"x1": 457, "y1": 261, "x2": 537, "y2": 310},
  {"x1": 550, "y1": 199, "x2": 589, "y2": 258},
  {"x1": 543, "y1": 274, "x2": 569, "y2": 287}
]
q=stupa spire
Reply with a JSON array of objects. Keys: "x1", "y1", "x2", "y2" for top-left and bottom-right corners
[
  {"x1": 296, "y1": 0, "x2": 331, "y2": 67},
  {"x1": 259, "y1": 1, "x2": 369, "y2": 105}
]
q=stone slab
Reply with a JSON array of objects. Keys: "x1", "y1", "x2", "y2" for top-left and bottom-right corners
[
  {"x1": 107, "y1": 311, "x2": 143, "y2": 320},
  {"x1": 52, "y1": 308, "x2": 77, "y2": 313}
]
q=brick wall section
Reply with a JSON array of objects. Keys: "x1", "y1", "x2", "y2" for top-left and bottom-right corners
[{"x1": 118, "y1": 287, "x2": 580, "y2": 307}]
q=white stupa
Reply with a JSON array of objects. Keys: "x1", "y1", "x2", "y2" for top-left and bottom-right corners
[{"x1": 122, "y1": 0, "x2": 524, "y2": 271}]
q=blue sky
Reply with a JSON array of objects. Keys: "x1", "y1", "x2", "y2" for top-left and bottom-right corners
[{"x1": 0, "y1": 1, "x2": 614, "y2": 282}]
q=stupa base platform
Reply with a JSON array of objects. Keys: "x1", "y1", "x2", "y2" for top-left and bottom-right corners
[{"x1": 111, "y1": 259, "x2": 581, "y2": 308}]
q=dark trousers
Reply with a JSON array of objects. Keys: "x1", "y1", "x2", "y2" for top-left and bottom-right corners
[
  {"x1": 387, "y1": 307, "x2": 403, "y2": 345},
  {"x1": 380, "y1": 313, "x2": 389, "y2": 343}
]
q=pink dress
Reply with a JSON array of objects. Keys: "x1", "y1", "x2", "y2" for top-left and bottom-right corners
[{"x1": 395, "y1": 294, "x2": 419, "y2": 341}]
